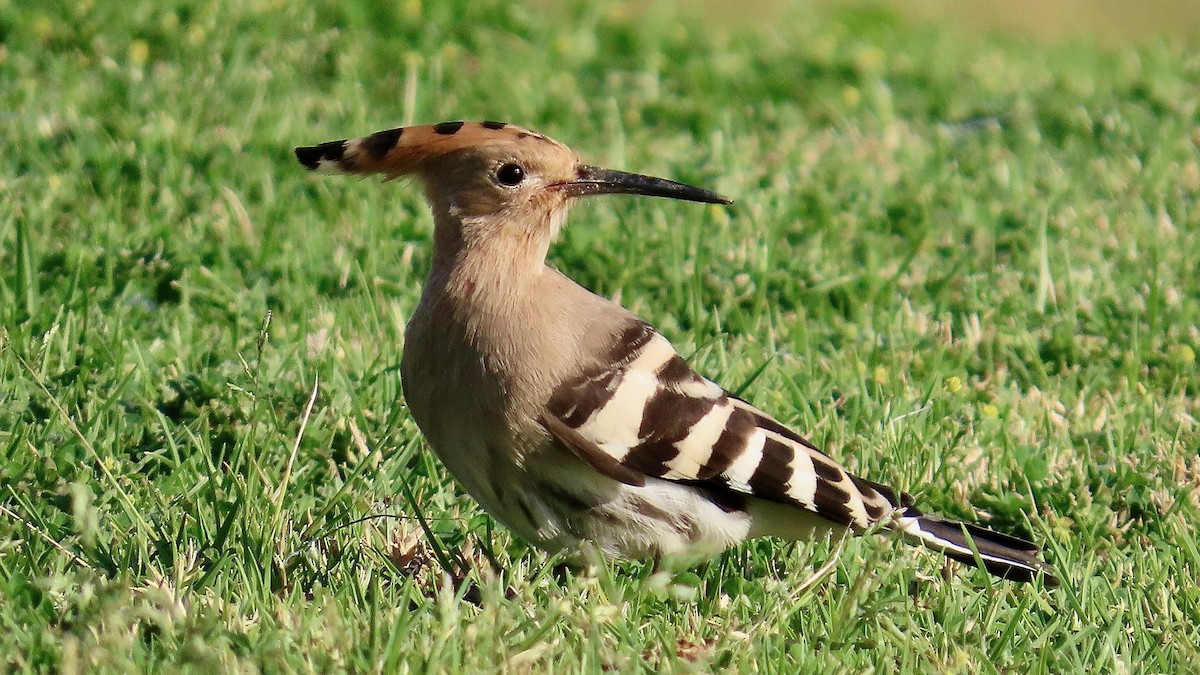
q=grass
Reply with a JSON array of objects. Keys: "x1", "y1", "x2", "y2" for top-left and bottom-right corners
[{"x1": 2, "y1": 0, "x2": 1199, "y2": 671}]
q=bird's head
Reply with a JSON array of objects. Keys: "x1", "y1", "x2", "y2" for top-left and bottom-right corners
[{"x1": 296, "y1": 121, "x2": 729, "y2": 257}]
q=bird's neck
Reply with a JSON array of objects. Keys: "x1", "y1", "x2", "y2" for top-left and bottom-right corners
[
  {"x1": 424, "y1": 211, "x2": 554, "y2": 317},
  {"x1": 413, "y1": 210, "x2": 589, "y2": 397}
]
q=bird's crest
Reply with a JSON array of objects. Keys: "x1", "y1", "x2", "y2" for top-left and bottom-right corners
[{"x1": 295, "y1": 120, "x2": 565, "y2": 178}]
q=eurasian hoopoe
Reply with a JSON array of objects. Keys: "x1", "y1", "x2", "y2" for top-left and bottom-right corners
[{"x1": 296, "y1": 121, "x2": 1057, "y2": 585}]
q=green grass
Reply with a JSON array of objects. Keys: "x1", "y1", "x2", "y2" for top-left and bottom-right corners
[{"x1": 2, "y1": 0, "x2": 1199, "y2": 671}]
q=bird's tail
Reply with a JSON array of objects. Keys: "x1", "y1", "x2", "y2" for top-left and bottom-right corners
[
  {"x1": 849, "y1": 474, "x2": 1057, "y2": 585},
  {"x1": 892, "y1": 508, "x2": 1058, "y2": 586}
]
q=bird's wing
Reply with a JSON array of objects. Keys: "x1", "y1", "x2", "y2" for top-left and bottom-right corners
[
  {"x1": 541, "y1": 321, "x2": 904, "y2": 529},
  {"x1": 540, "y1": 320, "x2": 1058, "y2": 584}
]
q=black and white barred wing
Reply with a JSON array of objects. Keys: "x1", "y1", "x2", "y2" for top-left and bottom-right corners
[
  {"x1": 541, "y1": 322, "x2": 1056, "y2": 583},
  {"x1": 542, "y1": 323, "x2": 900, "y2": 530}
]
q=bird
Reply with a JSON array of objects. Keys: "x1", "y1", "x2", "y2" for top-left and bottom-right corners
[{"x1": 296, "y1": 120, "x2": 1057, "y2": 586}]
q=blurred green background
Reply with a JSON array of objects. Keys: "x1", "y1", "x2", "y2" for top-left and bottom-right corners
[
  {"x1": 704, "y1": 0, "x2": 1200, "y2": 44},
  {"x1": 1, "y1": 0, "x2": 1197, "y2": 671}
]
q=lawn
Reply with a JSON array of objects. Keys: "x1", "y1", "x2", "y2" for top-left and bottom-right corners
[{"x1": 2, "y1": 0, "x2": 1198, "y2": 671}]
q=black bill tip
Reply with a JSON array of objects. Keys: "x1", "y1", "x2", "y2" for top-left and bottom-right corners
[{"x1": 560, "y1": 165, "x2": 731, "y2": 205}]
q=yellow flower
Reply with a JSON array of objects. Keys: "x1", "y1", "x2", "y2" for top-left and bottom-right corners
[
  {"x1": 1170, "y1": 344, "x2": 1195, "y2": 365},
  {"x1": 944, "y1": 376, "x2": 963, "y2": 394},
  {"x1": 128, "y1": 39, "x2": 149, "y2": 66},
  {"x1": 33, "y1": 16, "x2": 54, "y2": 42},
  {"x1": 854, "y1": 46, "x2": 886, "y2": 74},
  {"x1": 872, "y1": 366, "x2": 889, "y2": 385}
]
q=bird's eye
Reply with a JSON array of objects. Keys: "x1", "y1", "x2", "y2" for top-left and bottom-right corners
[{"x1": 496, "y1": 163, "x2": 525, "y2": 186}]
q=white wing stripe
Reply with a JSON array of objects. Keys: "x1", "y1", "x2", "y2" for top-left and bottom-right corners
[
  {"x1": 668, "y1": 400, "x2": 736, "y2": 476},
  {"x1": 846, "y1": 490, "x2": 871, "y2": 527},
  {"x1": 578, "y1": 372, "x2": 656, "y2": 461},
  {"x1": 723, "y1": 428, "x2": 765, "y2": 489},
  {"x1": 781, "y1": 435, "x2": 818, "y2": 510},
  {"x1": 675, "y1": 377, "x2": 724, "y2": 398},
  {"x1": 627, "y1": 333, "x2": 677, "y2": 373}
]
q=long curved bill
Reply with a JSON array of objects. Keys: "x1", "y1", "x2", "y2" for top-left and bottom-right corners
[{"x1": 558, "y1": 165, "x2": 731, "y2": 204}]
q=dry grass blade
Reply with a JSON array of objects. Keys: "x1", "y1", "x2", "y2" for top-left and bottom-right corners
[{"x1": 275, "y1": 375, "x2": 320, "y2": 510}]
